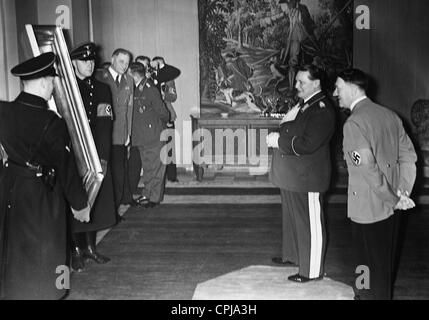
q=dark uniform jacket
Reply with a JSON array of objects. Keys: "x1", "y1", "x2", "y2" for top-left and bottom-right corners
[
  {"x1": 270, "y1": 92, "x2": 336, "y2": 193},
  {"x1": 95, "y1": 68, "x2": 133, "y2": 146},
  {"x1": 131, "y1": 79, "x2": 169, "y2": 148},
  {"x1": 0, "y1": 92, "x2": 88, "y2": 299},
  {"x1": 343, "y1": 98, "x2": 417, "y2": 224},
  {"x1": 72, "y1": 77, "x2": 117, "y2": 233}
]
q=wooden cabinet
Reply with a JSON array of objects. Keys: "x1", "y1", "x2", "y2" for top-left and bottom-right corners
[{"x1": 191, "y1": 114, "x2": 281, "y2": 180}]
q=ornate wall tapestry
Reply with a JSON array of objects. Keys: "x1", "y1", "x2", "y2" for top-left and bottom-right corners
[{"x1": 199, "y1": 0, "x2": 353, "y2": 115}]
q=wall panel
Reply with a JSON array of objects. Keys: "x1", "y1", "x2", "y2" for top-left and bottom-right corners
[
  {"x1": 354, "y1": 0, "x2": 429, "y2": 124},
  {"x1": 92, "y1": 0, "x2": 199, "y2": 168}
]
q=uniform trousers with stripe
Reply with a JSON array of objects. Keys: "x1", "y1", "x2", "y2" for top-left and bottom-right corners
[
  {"x1": 281, "y1": 189, "x2": 327, "y2": 278},
  {"x1": 351, "y1": 212, "x2": 401, "y2": 300}
]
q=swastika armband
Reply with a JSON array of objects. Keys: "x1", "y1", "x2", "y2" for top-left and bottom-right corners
[
  {"x1": 351, "y1": 151, "x2": 362, "y2": 166},
  {"x1": 348, "y1": 148, "x2": 374, "y2": 166},
  {"x1": 97, "y1": 103, "x2": 113, "y2": 119}
]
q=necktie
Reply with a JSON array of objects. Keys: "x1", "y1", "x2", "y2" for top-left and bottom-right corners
[
  {"x1": 298, "y1": 99, "x2": 305, "y2": 108},
  {"x1": 115, "y1": 75, "x2": 120, "y2": 88}
]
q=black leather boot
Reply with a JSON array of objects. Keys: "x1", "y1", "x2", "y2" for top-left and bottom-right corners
[
  {"x1": 83, "y1": 231, "x2": 111, "y2": 264},
  {"x1": 71, "y1": 233, "x2": 85, "y2": 272}
]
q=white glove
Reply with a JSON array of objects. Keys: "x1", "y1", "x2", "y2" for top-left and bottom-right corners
[
  {"x1": 394, "y1": 190, "x2": 416, "y2": 211},
  {"x1": 71, "y1": 204, "x2": 91, "y2": 223},
  {"x1": 266, "y1": 132, "x2": 280, "y2": 149}
]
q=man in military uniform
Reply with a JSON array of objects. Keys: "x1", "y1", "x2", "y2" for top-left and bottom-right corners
[
  {"x1": 151, "y1": 57, "x2": 180, "y2": 182},
  {"x1": 334, "y1": 69, "x2": 417, "y2": 300},
  {"x1": 128, "y1": 62, "x2": 170, "y2": 208},
  {"x1": 267, "y1": 64, "x2": 336, "y2": 283},
  {"x1": 70, "y1": 42, "x2": 117, "y2": 271},
  {"x1": 95, "y1": 48, "x2": 134, "y2": 216},
  {"x1": 0, "y1": 53, "x2": 90, "y2": 299}
]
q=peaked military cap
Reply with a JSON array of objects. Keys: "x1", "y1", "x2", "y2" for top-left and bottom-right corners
[
  {"x1": 70, "y1": 42, "x2": 97, "y2": 61},
  {"x1": 11, "y1": 52, "x2": 58, "y2": 80}
]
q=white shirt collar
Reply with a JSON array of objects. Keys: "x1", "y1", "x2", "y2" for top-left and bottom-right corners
[
  {"x1": 108, "y1": 67, "x2": 121, "y2": 82},
  {"x1": 350, "y1": 95, "x2": 367, "y2": 111},
  {"x1": 303, "y1": 90, "x2": 322, "y2": 103}
]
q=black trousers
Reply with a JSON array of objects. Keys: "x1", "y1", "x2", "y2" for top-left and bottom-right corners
[
  {"x1": 110, "y1": 145, "x2": 133, "y2": 207},
  {"x1": 128, "y1": 146, "x2": 142, "y2": 196},
  {"x1": 351, "y1": 212, "x2": 401, "y2": 300},
  {"x1": 166, "y1": 122, "x2": 177, "y2": 181}
]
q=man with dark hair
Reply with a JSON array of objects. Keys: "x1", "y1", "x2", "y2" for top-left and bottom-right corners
[
  {"x1": 128, "y1": 62, "x2": 169, "y2": 208},
  {"x1": 267, "y1": 64, "x2": 336, "y2": 283},
  {"x1": 70, "y1": 42, "x2": 117, "y2": 271},
  {"x1": 334, "y1": 68, "x2": 417, "y2": 300},
  {"x1": 96, "y1": 48, "x2": 134, "y2": 216},
  {"x1": 136, "y1": 55, "x2": 150, "y2": 67},
  {"x1": 151, "y1": 56, "x2": 180, "y2": 182},
  {"x1": 135, "y1": 56, "x2": 155, "y2": 90},
  {"x1": 0, "y1": 53, "x2": 90, "y2": 299}
]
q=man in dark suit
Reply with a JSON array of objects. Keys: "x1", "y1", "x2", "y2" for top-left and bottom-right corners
[
  {"x1": 0, "y1": 53, "x2": 90, "y2": 299},
  {"x1": 335, "y1": 69, "x2": 417, "y2": 300},
  {"x1": 128, "y1": 62, "x2": 170, "y2": 208},
  {"x1": 267, "y1": 64, "x2": 336, "y2": 283},
  {"x1": 95, "y1": 48, "x2": 134, "y2": 216},
  {"x1": 70, "y1": 42, "x2": 117, "y2": 272}
]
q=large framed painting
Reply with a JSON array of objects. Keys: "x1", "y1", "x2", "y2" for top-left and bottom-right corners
[
  {"x1": 199, "y1": 0, "x2": 354, "y2": 115},
  {"x1": 25, "y1": 25, "x2": 103, "y2": 208}
]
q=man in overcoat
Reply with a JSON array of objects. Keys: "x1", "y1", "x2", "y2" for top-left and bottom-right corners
[
  {"x1": 70, "y1": 42, "x2": 117, "y2": 271},
  {"x1": 0, "y1": 53, "x2": 90, "y2": 299}
]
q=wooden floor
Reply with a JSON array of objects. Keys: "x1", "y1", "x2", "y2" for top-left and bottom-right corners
[{"x1": 67, "y1": 203, "x2": 429, "y2": 300}]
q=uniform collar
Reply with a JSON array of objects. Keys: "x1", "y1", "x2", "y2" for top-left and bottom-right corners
[
  {"x1": 108, "y1": 66, "x2": 121, "y2": 82},
  {"x1": 76, "y1": 76, "x2": 92, "y2": 86},
  {"x1": 15, "y1": 92, "x2": 49, "y2": 110},
  {"x1": 303, "y1": 90, "x2": 322, "y2": 104},
  {"x1": 350, "y1": 96, "x2": 367, "y2": 112}
]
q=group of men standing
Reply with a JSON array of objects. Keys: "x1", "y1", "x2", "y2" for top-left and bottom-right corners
[
  {"x1": 267, "y1": 65, "x2": 417, "y2": 300},
  {"x1": 68, "y1": 44, "x2": 180, "y2": 272},
  {"x1": 0, "y1": 40, "x2": 420, "y2": 300},
  {"x1": 0, "y1": 42, "x2": 179, "y2": 299}
]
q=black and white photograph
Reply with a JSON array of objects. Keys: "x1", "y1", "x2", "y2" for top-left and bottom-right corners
[{"x1": 1, "y1": 0, "x2": 429, "y2": 306}]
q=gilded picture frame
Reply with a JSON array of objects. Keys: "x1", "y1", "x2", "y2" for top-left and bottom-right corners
[{"x1": 25, "y1": 24, "x2": 103, "y2": 208}]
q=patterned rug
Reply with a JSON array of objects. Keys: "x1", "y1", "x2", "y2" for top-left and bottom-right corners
[{"x1": 192, "y1": 265, "x2": 354, "y2": 300}]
